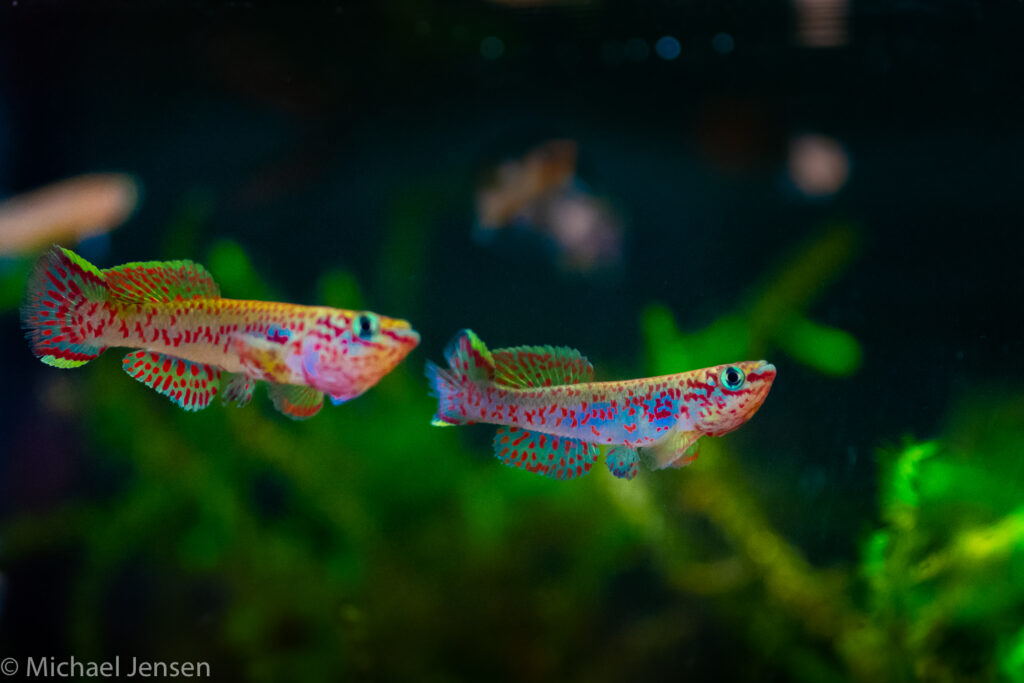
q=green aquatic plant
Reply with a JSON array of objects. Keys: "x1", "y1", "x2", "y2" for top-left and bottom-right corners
[
  {"x1": 5, "y1": 222, "x2": 1021, "y2": 683},
  {"x1": 643, "y1": 224, "x2": 862, "y2": 376},
  {"x1": 860, "y1": 394, "x2": 1024, "y2": 682}
]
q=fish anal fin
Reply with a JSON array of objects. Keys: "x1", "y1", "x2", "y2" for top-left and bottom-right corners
[
  {"x1": 268, "y1": 383, "x2": 324, "y2": 420},
  {"x1": 122, "y1": 351, "x2": 221, "y2": 411},
  {"x1": 641, "y1": 429, "x2": 703, "y2": 470},
  {"x1": 222, "y1": 373, "x2": 256, "y2": 407},
  {"x1": 605, "y1": 446, "x2": 640, "y2": 480},
  {"x1": 492, "y1": 426, "x2": 598, "y2": 480},
  {"x1": 492, "y1": 345, "x2": 593, "y2": 388},
  {"x1": 103, "y1": 259, "x2": 219, "y2": 303}
]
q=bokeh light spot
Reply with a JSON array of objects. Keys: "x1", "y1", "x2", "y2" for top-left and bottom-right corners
[
  {"x1": 712, "y1": 32, "x2": 735, "y2": 54},
  {"x1": 624, "y1": 38, "x2": 650, "y2": 62},
  {"x1": 788, "y1": 133, "x2": 850, "y2": 197},
  {"x1": 480, "y1": 36, "x2": 505, "y2": 60},
  {"x1": 655, "y1": 36, "x2": 681, "y2": 60}
]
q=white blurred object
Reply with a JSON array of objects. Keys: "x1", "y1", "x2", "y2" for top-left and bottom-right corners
[
  {"x1": 788, "y1": 134, "x2": 850, "y2": 197},
  {"x1": 475, "y1": 139, "x2": 622, "y2": 272},
  {"x1": 794, "y1": 0, "x2": 848, "y2": 48}
]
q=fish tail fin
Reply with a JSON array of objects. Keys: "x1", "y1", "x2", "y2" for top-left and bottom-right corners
[
  {"x1": 426, "y1": 329, "x2": 495, "y2": 426},
  {"x1": 21, "y1": 245, "x2": 110, "y2": 368}
]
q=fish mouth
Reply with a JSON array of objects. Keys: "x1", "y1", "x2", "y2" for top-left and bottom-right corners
[
  {"x1": 385, "y1": 319, "x2": 421, "y2": 348},
  {"x1": 754, "y1": 360, "x2": 777, "y2": 378}
]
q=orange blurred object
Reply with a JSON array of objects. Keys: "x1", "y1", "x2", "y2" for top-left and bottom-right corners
[
  {"x1": 0, "y1": 173, "x2": 139, "y2": 255},
  {"x1": 475, "y1": 139, "x2": 622, "y2": 272},
  {"x1": 476, "y1": 139, "x2": 578, "y2": 230}
]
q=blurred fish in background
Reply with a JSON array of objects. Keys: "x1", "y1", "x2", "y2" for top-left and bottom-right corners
[
  {"x1": 474, "y1": 138, "x2": 623, "y2": 273},
  {"x1": 0, "y1": 173, "x2": 140, "y2": 312},
  {"x1": 0, "y1": 173, "x2": 139, "y2": 258}
]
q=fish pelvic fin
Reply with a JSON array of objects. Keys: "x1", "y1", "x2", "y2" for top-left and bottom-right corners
[
  {"x1": 222, "y1": 373, "x2": 256, "y2": 407},
  {"x1": 426, "y1": 329, "x2": 495, "y2": 426},
  {"x1": 21, "y1": 245, "x2": 110, "y2": 368},
  {"x1": 605, "y1": 446, "x2": 640, "y2": 480}
]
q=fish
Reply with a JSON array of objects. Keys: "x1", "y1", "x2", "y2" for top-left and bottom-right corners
[
  {"x1": 426, "y1": 330, "x2": 775, "y2": 480},
  {"x1": 21, "y1": 246, "x2": 420, "y2": 419},
  {"x1": 0, "y1": 174, "x2": 139, "y2": 256},
  {"x1": 475, "y1": 139, "x2": 623, "y2": 273},
  {"x1": 475, "y1": 139, "x2": 579, "y2": 231}
]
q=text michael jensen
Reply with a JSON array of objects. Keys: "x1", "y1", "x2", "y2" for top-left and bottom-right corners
[{"x1": 26, "y1": 656, "x2": 210, "y2": 678}]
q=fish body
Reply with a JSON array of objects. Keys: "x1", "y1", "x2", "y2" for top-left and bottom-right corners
[
  {"x1": 427, "y1": 330, "x2": 775, "y2": 480},
  {"x1": 22, "y1": 246, "x2": 420, "y2": 418}
]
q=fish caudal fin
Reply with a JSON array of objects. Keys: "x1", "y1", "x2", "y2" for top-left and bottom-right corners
[
  {"x1": 21, "y1": 246, "x2": 110, "y2": 368},
  {"x1": 426, "y1": 329, "x2": 495, "y2": 426}
]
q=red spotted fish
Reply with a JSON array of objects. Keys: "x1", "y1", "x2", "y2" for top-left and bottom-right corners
[
  {"x1": 427, "y1": 330, "x2": 775, "y2": 480},
  {"x1": 22, "y1": 246, "x2": 420, "y2": 419}
]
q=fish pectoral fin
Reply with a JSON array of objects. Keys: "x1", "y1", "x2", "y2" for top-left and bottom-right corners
[
  {"x1": 122, "y1": 350, "x2": 221, "y2": 411},
  {"x1": 640, "y1": 429, "x2": 703, "y2": 470},
  {"x1": 222, "y1": 373, "x2": 256, "y2": 407},
  {"x1": 267, "y1": 383, "x2": 324, "y2": 420},
  {"x1": 605, "y1": 446, "x2": 640, "y2": 480},
  {"x1": 230, "y1": 333, "x2": 290, "y2": 382},
  {"x1": 492, "y1": 426, "x2": 598, "y2": 480}
]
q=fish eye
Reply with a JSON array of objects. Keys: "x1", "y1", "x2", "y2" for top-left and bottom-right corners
[
  {"x1": 355, "y1": 312, "x2": 379, "y2": 340},
  {"x1": 721, "y1": 366, "x2": 745, "y2": 391}
]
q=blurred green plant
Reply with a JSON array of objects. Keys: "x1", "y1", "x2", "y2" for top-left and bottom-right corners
[
  {"x1": 861, "y1": 393, "x2": 1024, "y2": 682},
  {"x1": 643, "y1": 224, "x2": 862, "y2": 376},
  {"x1": 4, "y1": 225, "x2": 1021, "y2": 683}
]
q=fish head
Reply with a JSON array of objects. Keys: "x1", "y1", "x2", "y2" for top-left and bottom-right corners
[
  {"x1": 298, "y1": 310, "x2": 420, "y2": 403},
  {"x1": 693, "y1": 360, "x2": 776, "y2": 436}
]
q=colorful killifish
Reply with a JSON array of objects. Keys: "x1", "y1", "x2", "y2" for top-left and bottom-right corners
[
  {"x1": 426, "y1": 330, "x2": 775, "y2": 480},
  {"x1": 22, "y1": 246, "x2": 420, "y2": 419}
]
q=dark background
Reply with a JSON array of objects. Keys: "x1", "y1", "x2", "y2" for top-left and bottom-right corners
[{"x1": 1, "y1": 1, "x2": 1023, "y2": 681}]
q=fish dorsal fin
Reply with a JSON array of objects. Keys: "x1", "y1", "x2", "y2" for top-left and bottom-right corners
[
  {"x1": 122, "y1": 351, "x2": 221, "y2": 411},
  {"x1": 492, "y1": 426, "x2": 598, "y2": 480},
  {"x1": 102, "y1": 259, "x2": 220, "y2": 303},
  {"x1": 492, "y1": 345, "x2": 593, "y2": 388},
  {"x1": 267, "y1": 383, "x2": 324, "y2": 420}
]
